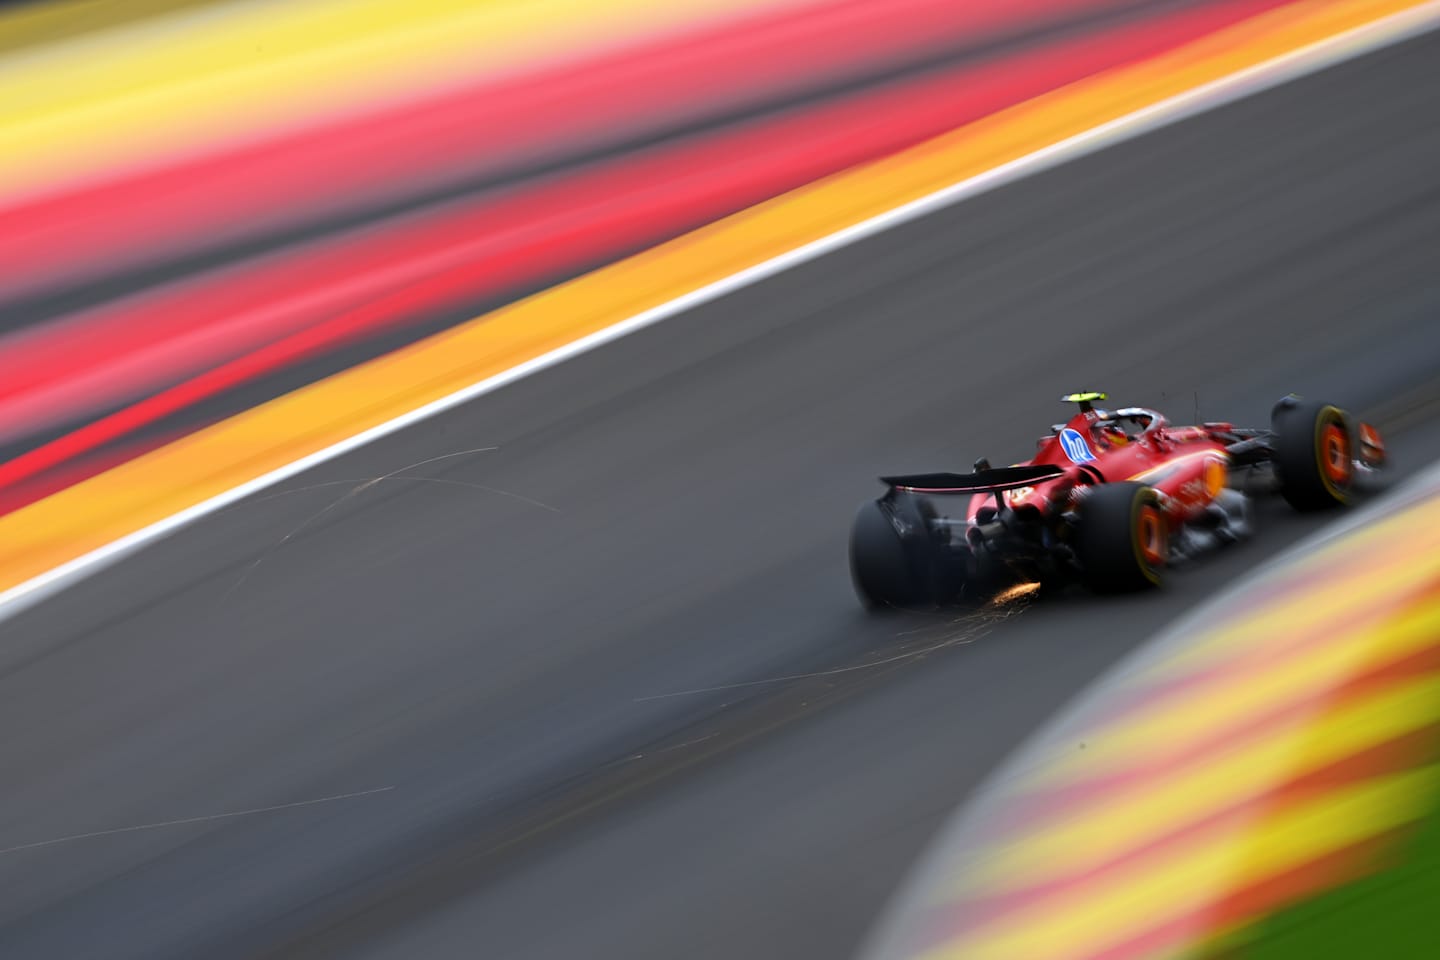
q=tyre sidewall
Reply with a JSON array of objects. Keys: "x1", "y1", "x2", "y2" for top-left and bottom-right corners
[
  {"x1": 1076, "y1": 482, "x2": 1165, "y2": 592},
  {"x1": 1274, "y1": 401, "x2": 1352, "y2": 510}
]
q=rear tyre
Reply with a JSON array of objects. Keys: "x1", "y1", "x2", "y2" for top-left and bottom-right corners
[
  {"x1": 1273, "y1": 400, "x2": 1353, "y2": 511},
  {"x1": 849, "y1": 494, "x2": 946, "y2": 609},
  {"x1": 1076, "y1": 482, "x2": 1166, "y2": 593}
]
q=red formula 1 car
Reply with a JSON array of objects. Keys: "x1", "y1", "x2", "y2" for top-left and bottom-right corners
[{"x1": 849, "y1": 392, "x2": 1386, "y2": 606}]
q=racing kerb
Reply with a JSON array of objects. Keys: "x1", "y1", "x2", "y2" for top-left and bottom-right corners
[{"x1": 860, "y1": 458, "x2": 1440, "y2": 960}]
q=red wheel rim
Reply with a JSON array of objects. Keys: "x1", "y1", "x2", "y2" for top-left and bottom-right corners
[
  {"x1": 1137, "y1": 504, "x2": 1165, "y2": 567},
  {"x1": 1321, "y1": 422, "x2": 1352, "y2": 488}
]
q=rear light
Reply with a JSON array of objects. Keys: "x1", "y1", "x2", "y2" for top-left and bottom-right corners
[{"x1": 1358, "y1": 422, "x2": 1386, "y2": 467}]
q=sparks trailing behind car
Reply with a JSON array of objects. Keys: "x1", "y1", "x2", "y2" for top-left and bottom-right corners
[{"x1": 849, "y1": 392, "x2": 1386, "y2": 607}]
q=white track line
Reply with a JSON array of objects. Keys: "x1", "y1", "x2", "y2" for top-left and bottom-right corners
[{"x1": 3, "y1": 4, "x2": 1438, "y2": 626}]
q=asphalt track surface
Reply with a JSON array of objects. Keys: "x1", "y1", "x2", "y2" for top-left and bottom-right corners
[{"x1": 2, "y1": 30, "x2": 1439, "y2": 960}]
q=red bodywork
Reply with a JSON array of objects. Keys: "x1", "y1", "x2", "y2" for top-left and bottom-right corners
[{"x1": 964, "y1": 408, "x2": 1233, "y2": 530}]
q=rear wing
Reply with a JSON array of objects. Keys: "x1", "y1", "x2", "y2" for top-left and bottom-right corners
[{"x1": 881, "y1": 464, "x2": 1066, "y2": 495}]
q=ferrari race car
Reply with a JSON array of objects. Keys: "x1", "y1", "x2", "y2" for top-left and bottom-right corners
[{"x1": 850, "y1": 392, "x2": 1386, "y2": 606}]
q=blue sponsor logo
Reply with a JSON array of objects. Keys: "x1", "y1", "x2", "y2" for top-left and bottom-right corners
[{"x1": 1059, "y1": 427, "x2": 1096, "y2": 464}]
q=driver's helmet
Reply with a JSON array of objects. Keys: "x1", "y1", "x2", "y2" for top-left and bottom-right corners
[
  {"x1": 1061, "y1": 392, "x2": 1130, "y2": 448},
  {"x1": 1093, "y1": 417, "x2": 1129, "y2": 448}
]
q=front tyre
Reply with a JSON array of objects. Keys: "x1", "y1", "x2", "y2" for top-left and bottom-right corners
[
  {"x1": 1273, "y1": 400, "x2": 1353, "y2": 510},
  {"x1": 1076, "y1": 482, "x2": 1166, "y2": 592}
]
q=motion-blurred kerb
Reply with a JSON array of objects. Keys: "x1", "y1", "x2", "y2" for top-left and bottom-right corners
[{"x1": 0, "y1": 0, "x2": 1133, "y2": 302}]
